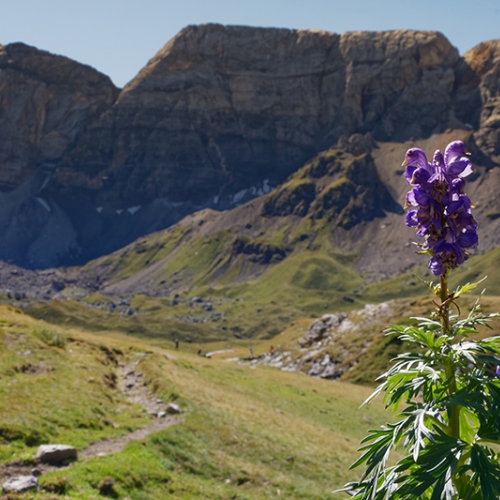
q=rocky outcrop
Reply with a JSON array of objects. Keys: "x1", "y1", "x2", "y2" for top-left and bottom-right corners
[
  {"x1": 246, "y1": 302, "x2": 394, "y2": 381},
  {"x1": 461, "y1": 40, "x2": 500, "y2": 163},
  {"x1": 262, "y1": 142, "x2": 403, "y2": 228},
  {"x1": 57, "y1": 25, "x2": 463, "y2": 210},
  {"x1": 0, "y1": 43, "x2": 118, "y2": 189}
]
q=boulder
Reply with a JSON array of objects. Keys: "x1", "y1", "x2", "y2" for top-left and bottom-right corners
[
  {"x1": 299, "y1": 313, "x2": 347, "y2": 346},
  {"x1": 2, "y1": 475, "x2": 38, "y2": 494},
  {"x1": 35, "y1": 444, "x2": 77, "y2": 464}
]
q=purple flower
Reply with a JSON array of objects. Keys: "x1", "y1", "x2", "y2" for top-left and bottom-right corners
[
  {"x1": 428, "y1": 242, "x2": 466, "y2": 276},
  {"x1": 403, "y1": 141, "x2": 477, "y2": 275}
]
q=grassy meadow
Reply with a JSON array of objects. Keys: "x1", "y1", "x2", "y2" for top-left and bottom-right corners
[
  {"x1": 0, "y1": 304, "x2": 396, "y2": 499},
  {"x1": 4, "y1": 198, "x2": 500, "y2": 497}
]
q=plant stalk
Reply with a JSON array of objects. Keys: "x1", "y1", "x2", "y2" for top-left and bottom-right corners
[{"x1": 440, "y1": 273, "x2": 461, "y2": 439}]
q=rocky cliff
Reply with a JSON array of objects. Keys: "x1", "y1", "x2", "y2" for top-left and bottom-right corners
[
  {"x1": 1, "y1": 25, "x2": 500, "y2": 267},
  {"x1": 57, "y1": 25, "x2": 465, "y2": 207}
]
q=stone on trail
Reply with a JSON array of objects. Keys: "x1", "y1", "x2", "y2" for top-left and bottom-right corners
[
  {"x1": 166, "y1": 403, "x2": 182, "y2": 414},
  {"x1": 35, "y1": 444, "x2": 77, "y2": 464},
  {"x1": 2, "y1": 475, "x2": 38, "y2": 494}
]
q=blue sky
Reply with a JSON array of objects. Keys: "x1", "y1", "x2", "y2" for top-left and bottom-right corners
[{"x1": 1, "y1": 0, "x2": 498, "y2": 87}]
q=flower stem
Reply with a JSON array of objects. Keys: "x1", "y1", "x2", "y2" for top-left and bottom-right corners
[
  {"x1": 440, "y1": 274, "x2": 450, "y2": 336},
  {"x1": 440, "y1": 273, "x2": 461, "y2": 439}
]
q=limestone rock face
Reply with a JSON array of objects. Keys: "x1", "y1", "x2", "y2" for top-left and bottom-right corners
[
  {"x1": 58, "y1": 25, "x2": 462, "y2": 210},
  {"x1": 461, "y1": 41, "x2": 500, "y2": 162},
  {"x1": 0, "y1": 43, "x2": 118, "y2": 190}
]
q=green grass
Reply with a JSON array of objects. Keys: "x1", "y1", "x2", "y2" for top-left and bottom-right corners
[
  {"x1": 0, "y1": 306, "x2": 395, "y2": 499},
  {"x1": 0, "y1": 307, "x2": 156, "y2": 463}
]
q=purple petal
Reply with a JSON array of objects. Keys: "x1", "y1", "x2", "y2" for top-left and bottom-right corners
[
  {"x1": 457, "y1": 230, "x2": 478, "y2": 248},
  {"x1": 444, "y1": 141, "x2": 467, "y2": 165},
  {"x1": 447, "y1": 158, "x2": 473, "y2": 178},
  {"x1": 450, "y1": 177, "x2": 465, "y2": 194},
  {"x1": 413, "y1": 187, "x2": 430, "y2": 206},
  {"x1": 404, "y1": 165, "x2": 417, "y2": 186},
  {"x1": 404, "y1": 148, "x2": 430, "y2": 171},
  {"x1": 410, "y1": 168, "x2": 431, "y2": 186},
  {"x1": 432, "y1": 150, "x2": 444, "y2": 167},
  {"x1": 405, "y1": 210, "x2": 418, "y2": 227},
  {"x1": 428, "y1": 255, "x2": 445, "y2": 276}
]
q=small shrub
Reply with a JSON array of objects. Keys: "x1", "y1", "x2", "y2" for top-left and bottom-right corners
[
  {"x1": 34, "y1": 326, "x2": 66, "y2": 348},
  {"x1": 41, "y1": 475, "x2": 71, "y2": 494},
  {"x1": 97, "y1": 477, "x2": 118, "y2": 497}
]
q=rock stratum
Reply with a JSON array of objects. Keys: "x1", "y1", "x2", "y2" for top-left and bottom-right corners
[{"x1": 1, "y1": 24, "x2": 500, "y2": 267}]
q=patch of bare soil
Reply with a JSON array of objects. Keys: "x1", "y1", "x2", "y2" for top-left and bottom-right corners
[{"x1": 80, "y1": 359, "x2": 181, "y2": 459}]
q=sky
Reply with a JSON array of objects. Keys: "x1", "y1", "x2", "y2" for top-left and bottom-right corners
[{"x1": 1, "y1": 0, "x2": 499, "y2": 88}]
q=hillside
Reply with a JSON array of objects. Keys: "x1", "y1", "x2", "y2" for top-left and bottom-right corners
[
  {"x1": 0, "y1": 129, "x2": 496, "y2": 349},
  {"x1": 0, "y1": 305, "x2": 392, "y2": 499}
]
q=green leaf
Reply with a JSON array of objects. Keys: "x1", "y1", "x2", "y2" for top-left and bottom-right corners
[
  {"x1": 469, "y1": 444, "x2": 500, "y2": 498},
  {"x1": 453, "y1": 277, "x2": 487, "y2": 299},
  {"x1": 459, "y1": 407, "x2": 480, "y2": 444}
]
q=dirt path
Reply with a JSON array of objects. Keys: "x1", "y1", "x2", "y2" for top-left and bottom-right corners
[
  {"x1": 0, "y1": 357, "x2": 181, "y2": 484},
  {"x1": 80, "y1": 359, "x2": 181, "y2": 458}
]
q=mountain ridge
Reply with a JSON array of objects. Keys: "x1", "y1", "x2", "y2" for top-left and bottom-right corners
[{"x1": 0, "y1": 25, "x2": 499, "y2": 267}]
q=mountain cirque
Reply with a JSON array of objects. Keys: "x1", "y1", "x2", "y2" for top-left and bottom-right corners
[{"x1": 0, "y1": 24, "x2": 500, "y2": 268}]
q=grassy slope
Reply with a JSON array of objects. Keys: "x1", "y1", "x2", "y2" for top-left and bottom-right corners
[
  {"x1": 0, "y1": 306, "x2": 155, "y2": 463},
  {"x1": 0, "y1": 305, "x2": 393, "y2": 499},
  {"x1": 26, "y1": 245, "x2": 500, "y2": 351},
  {"x1": 25, "y1": 139, "x2": 498, "y2": 352}
]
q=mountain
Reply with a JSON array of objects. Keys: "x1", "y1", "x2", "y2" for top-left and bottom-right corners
[{"x1": 1, "y1": 25, "x2": 500, "y2": 267}]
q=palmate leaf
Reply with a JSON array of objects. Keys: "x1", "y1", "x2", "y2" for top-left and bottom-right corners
[
  {"x1": 351, "y1": 421, "x2": 407, "y2": 474},
  {"x1": 430, "y1": 468, "x2": 454, "y2": 500},
  {"x1": 469, "y1": 444, "x2": 500, "y2": 498},
  {"x1": 364, "y1": 355, "x2": 437, "y2": 408},
  {"x1": 397, "y1": 327, "x2": 442, "y2": 350},
  {"x1": 452, "y1": 301, "x2": 500, "y2": 337},
  {"x1": 384, "y1": 372, "x2": 439, "y2": 410},
  {"x1": 393, "y1": 430, "x2": 466, "y2": 499},
  {"x1": 339, "y1": 468, "x2": 399, "y2": 500},
  {"x1": 478, "y1": 336, "x2": 500, "y2": 353},
  {"x1": 459, "y1": 406, "x2": 480, "y2": 444},
  {"x1": 400, "y1": 406, "x2": 440, "y2": 461}
]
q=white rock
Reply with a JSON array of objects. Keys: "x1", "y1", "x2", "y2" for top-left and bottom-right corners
[
  {"x1": 166, "y1": 403, "x2": 182, "y2": 414},
  {"x1": 2, "y1": 475, "x2": 38, "y2": 494},
  {"x1": 36, "y1": 444, "x2": 77, "y2": 464}
]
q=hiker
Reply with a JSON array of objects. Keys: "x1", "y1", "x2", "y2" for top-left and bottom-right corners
[{"x1": 175, "y1": 338, "x2": 179, "y2": 350}]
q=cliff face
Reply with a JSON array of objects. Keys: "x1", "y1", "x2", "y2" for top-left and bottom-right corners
[
  {"x1": 57, "y1": 25, "x2": 463, "y2": 208},
  {"x1": 462, "y1": 40, "x2": 500, "y2": 162},
  {"x1": 0, "y1": 43, "x2": 118, "y2": 188},
  {"x1": 0, "y1": 25, "x2": 499, "y2": 268}
]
